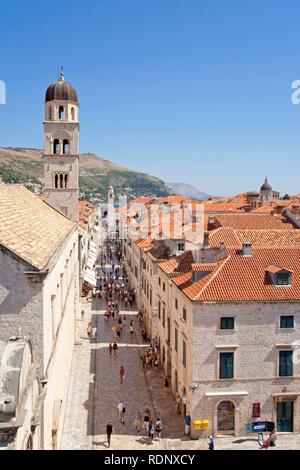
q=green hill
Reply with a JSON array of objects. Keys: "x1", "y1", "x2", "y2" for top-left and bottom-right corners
[{"x1": 0, "y1": 147, "x2": 170, "y2": 201}]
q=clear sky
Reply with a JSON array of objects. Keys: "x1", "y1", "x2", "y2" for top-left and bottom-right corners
[{"x1": 1, "y1": 0, "x2": 300, "y2": 195}]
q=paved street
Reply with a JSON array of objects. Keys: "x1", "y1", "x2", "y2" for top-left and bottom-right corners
[
  {"x1": 61, "y1": 289, "x2": 188, "y2": 450},
  {"x1": 61, "y1": 294, "x2": 300, "y2": 450}
]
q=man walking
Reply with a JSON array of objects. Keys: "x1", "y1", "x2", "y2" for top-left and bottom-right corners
[
  {"x1": 119, "y1": 365, "x2": 125, "y2": 383},
  {"x1": 184, "y1": 413, "x2": 191, "y2": 436},
  {"x1": 113, "y1": 341, "x2": 118, "y2": 357},
  {"x1": 106, "y1": 420, "x2": 114, "y2": 448}
]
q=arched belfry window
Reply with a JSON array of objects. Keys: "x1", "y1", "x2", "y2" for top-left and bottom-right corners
[
  {"x1": 63, "y1": 139, "x2": 70, "y2": 154},
  {"x1": 53, "y1": 139, "x2": 60, "y2": 154},
  {"x1": 71, "y1": 107, "x2": 75, "y2": 120},
  {"x1": 59, "y1": 106, "x2": 65, "y2": 120},
  {"x1": 48, "y1": 106, "x2": 52, "y2": 120},
  {"x1": 64, "y1": 174, "x2": 68, "y2": 188},
  {"x1": 60, "y1": 174, "x2": 64, "y2": 189},
  {"x1": 55, "y1": 174, "x2": 59, "y2": 188}
]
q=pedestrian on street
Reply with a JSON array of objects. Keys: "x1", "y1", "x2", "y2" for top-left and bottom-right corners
[
  {"x1": 130, "y1": 323, "x2": 134, "y2": 335},
  {"x1": 155, "y1": 418, "x2": 163, "y2": 440},
  {"x1": 113, "y1": 342, "x2": 118, "y2": 357},
  {"x1": 184, "y1": 413, "x2": 191, "y2": 436},
  {"x1": 119, "y1": 366, "x2": 125, "y2": 383},
  {"x1": 108, "y1": 343, "x2": 113, "y2": 356},
  {"x1": 106, "y1": 421, "x2": 114, "y2": 448},
  {"x1": 92, "y1": 326, "x2": 97, "y2": 341},
  {"x1": 117, "y1": 400, "x2": 124, "y2": 423},
  {"x1": 148, "y1": 421, "x2": 155, "y2": 444},
  {"x1": 134, "y1": 407, "x2": 142, "y2": 433},
  {"x1": 144, "y1": 413, "x2": 150, "y2": 433},
  {"x1": 164, "y1": 377, "x2": 169, "y2": 392},
  {"x1": 87, "y1": 325, "x2": 92, "y2": 338},
  {"x1": 208, "y1": 435, "x2": 215, "y2": 450}
]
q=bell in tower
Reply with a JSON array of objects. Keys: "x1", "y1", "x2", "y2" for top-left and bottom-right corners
[{"x1": 43, "y1": 69, "x2": 79, "y2": 222}]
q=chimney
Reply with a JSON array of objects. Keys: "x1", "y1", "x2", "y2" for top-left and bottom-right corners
[{"x1": 242, "y1": 243, "x2": 252, "y2": 256}]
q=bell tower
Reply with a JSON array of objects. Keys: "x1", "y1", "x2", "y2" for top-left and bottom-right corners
[{"x1": 43, "y1": 69, "x2": 79, "y2": 222}]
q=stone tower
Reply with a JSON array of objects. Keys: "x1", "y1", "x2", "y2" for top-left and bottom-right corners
[
  {"x1": 108, "y1": 185, "x2": 115, "y2": 206},
  {"x1": 43, "y1": 69, "x2": 79, "y2": 222}
]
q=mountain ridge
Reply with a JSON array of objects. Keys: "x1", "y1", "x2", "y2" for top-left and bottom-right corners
[{"x1": 0, "y1": 147, "x2": 171, "y2": 201}]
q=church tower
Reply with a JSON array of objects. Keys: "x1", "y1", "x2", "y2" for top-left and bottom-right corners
[{"x1": 43, "y1": 69, "x2": 79, "y2": 222}]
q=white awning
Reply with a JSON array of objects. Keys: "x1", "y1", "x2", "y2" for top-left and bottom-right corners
[{"x1": 83, "y1": 272, "x2": 97, "y2": 287}]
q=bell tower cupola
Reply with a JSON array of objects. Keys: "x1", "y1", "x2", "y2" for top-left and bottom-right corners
[{"x1": 43, "y1": 68, "x2": 79, "y2": 222}]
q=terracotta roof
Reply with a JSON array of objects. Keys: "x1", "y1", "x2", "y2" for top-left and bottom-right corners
[
  {"x1": 203, "y1": 202, "x2": 248, "y2": 213},
  {"x1": 173, "y1": 247, "x2": 300, "y2": 302},
  {"x1": 158, "y1": 251, "x2": 194, "y2": 274},
  {"x1": 209, "y1": 227, "x2": 300, "y2": 249},
  {"x1": 0, "y1": 183, "x2": 75, "y2": 270},
  {"x1": 213, "y1": 214, "x2": 293, "y2": 230},
  {"x1": 191, "y1": 263, "x2": 219, "y2": 271}
]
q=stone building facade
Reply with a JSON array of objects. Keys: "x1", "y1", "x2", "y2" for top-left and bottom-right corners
[{"x1": 0, "y1": 183, "x2": 79, "y2": 450}]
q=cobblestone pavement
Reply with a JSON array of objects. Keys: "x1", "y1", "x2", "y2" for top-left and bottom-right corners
[
  {"x1": 61, "y1": 249, "x2": 300, "y2": 451},
  {"x1": 61, "y1": 291, "x2": 190, "y2": 450}
]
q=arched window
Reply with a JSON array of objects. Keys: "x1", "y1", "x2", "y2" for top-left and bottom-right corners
[
  {"x1": 71, "y1": 107, "x2": 75, "y2": 120},
  {"x1": 48, "y1": 106, "x2": 52, "y2": 120},
  {"x1": 63, "y1": 139, "x2": 70, "y2": 154},
  {"x1": 53, "y1": 139, "x2": 60, "y2": 154},
  {"x1": 59, "y1": 106, "x2": 65, "y2": 120},
  {"x1": 60, "y1": 174, "x2": 64, "y2": 189},
  {"x1": 55, "y1": 174, "x2": 59, "y2": 188},
  {"x1": 64, "y1": 174, "x2": 68, "y2": 188}
]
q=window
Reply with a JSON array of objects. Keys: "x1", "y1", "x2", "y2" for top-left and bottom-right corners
[
  {"x1": 63, "y1": 139, "x2": 70, "y2": 154},
  {"x1": 183, "y1": 340, "x2": 187, "y2": 367},
  {"x1": 178, "y1": 242, "x2": 185, "y2": 252},
  {"x1": 175, "y1": 298, "x2": 178, "y2": 309},
  {"x1": 182, "y1": 307, "x2": 187, "y2": 321},
  {"x1": 276, "y1": 272, "x2": 291, "y2": 285},
  {"x1": 53, "y1": 139, "x2": 60, "y2": 154},
  {"x1": 55, "y1": 173, "x2": 59, "y2": 188},
  {"x1": 280, "y1": 316, "x2": 294, "y2": 329},
  {"x1": 163, "y1": 282, "x2": 165, "y2": 292},
  {"x1": 158, "y1": 301, "x2": 161, "y2": 319},
  {"x1": 219, "y1": 352, "x2": 234, "y2": 379},
  {"x1": 71, "y1": 107, "x2": 75, "y2": 120},
  {"x1": 159, "y1": 277, "x2": 161, "y2": 286},
  {"x1": 163, "y1": 307, "x2": 165, "y2": 328},
  {"x1": 220, "y1": 317, "x2": 235, "y2": 330},
  {"x1": 167, "y1": 317, "x2": 171, "y2": 343},
  {"x1": 64, "y1": 174, "x2": 68, "y2": 188},
  {"x1": 175, "y1": 327, "x2": 178, "y2": 352},
  {"x1": 150, "y1": 289, "x2": 152, "y2": 306},
  {"x1": 279, "y1": 351, "x2": 293, "y2": 377},
  {"x1": 48, "y1": 106, "x2": 53, "y2": 120},
  {"x1": 59, "y1": 105, "x2": 65, "y2": 120}
]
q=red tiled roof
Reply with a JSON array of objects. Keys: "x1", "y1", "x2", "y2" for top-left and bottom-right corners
[
  {"x1": 209, "y1": 227, "x2": 300, "y2": 249},
  {"x1": 213, "y1": 214, "x2": 293, "y2": 230},
  {"x1": 173, "y1": 247, "x2": 300, "y2": 302}
]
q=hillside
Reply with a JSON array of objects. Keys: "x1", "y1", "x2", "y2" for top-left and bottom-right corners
[
  {"x1": 0, "y1": 147, "x2": 170, "y2": 201},
  {"x1": 167, "y1": 182, "x2": 209, "y2": 200}
]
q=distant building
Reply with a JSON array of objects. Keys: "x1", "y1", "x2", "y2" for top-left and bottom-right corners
[{"x1": 246, "y1": 176, "x2": 280, "y2": 209}]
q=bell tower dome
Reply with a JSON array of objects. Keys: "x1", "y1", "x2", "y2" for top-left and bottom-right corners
[{"x1": 43, "y1": 69, "x2": 79, "y2": 222}]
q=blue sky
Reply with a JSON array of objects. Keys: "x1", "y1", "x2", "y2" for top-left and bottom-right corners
[{"x1": 1, "y1": 0, "x2": 300, "y2": 195}]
